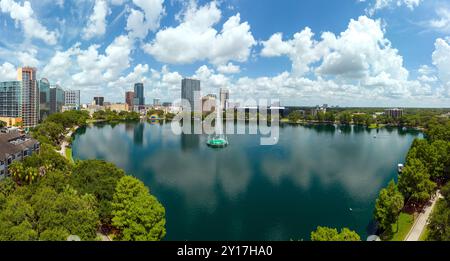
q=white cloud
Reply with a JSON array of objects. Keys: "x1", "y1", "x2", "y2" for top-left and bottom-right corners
[
  {"x1": 261, "y1": 28, "x2": 330, "y2": 76},
  {"x1": 82, "y1": 0, "x2": 109, "y2": 40},
  {"x1": 432, "y1": 38, "x2": 450, "y2": 94},
  {"x1": 261, "y1": 16, "x2": 409, "y2": 85},
  {"x1": 126, "y1": 0, "x2": 165, "y2": 39},
  {"x1": 365, "y1": 0, "x2": 422, "y2": 15},
  {"x1": 143, "y1": 1, "x2": 256, "y2": 65},
  {"x1": 0, "y1": 62, "x2": 16, "y2": 81},
  {"x1": 42, "y1": 45, "x2": 80, "y2": 84},
  {"x1": 15, "y1": 49, "x2": 39, "y2": 67},
  {"x1": 73, "y1": 35, "x2": 133, "y2": 87},
  {"x1": 107, "y1": 63, "x2": 149, "y2": 92},
  {"x1": 317, "y1": 16, "x2": 408, "y2": 82},
  {"x1": 217, "y1": 62, "x2": 240, "y2": 74},
  {"x1": 0, "y1": 0, "x2": 58, "y2": 44},
  {"x1": 428, "y1": 7, "x2": 450, "y2": 33}
]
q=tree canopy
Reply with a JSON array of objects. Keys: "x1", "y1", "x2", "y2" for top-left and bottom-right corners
[
  {"x1": 374, "y1": 181, "x2": 404, "y2": 232},
  {"x1": 112, "y1": 176, "x2": 166, "y2": 241},
  {"x1": 70, "y1": 160, "x2": 125, "y2": 223},
  {"x1": 310, "y1": 226, "x2": 360, "y2": 241},
  {"x1": 398, "y1": 159, "x2": 436, "y2": 204}
]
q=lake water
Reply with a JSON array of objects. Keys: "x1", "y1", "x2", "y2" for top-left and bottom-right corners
[{"x1": 72, "y1": 122, "x2": 421, "y2": 241}]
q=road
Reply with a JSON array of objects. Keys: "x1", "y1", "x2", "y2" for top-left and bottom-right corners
[{"x1": 404, "y1": 191, "x2": 442, "y2": 241}]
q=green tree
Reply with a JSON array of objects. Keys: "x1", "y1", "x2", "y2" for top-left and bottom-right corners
[
  {"x1": 316, "y1": 111, "x2": 325, "y2": 122},
  {"x1": 374, "y1": 181, "x2": 404, "y2": 232},
  {"x1": 288, "y1": 111, "x2": 303, "y2": 123},
  {"x1": 324, "y1": 112, "x2": 336, "y2": 123},
  {"x1": 112, "y1": 176, "x2": 166, "y2": 241},
  {"x1": 31, "y1": 186, "x2": 98, "y2": 241},
  {"x1": 33, "y1": 121, "x2": 64, "y2": 146},
  {"x1": 427, "y1": 182, "x2": 450, "y2": 241},
  {"x1": 8, "y1": 161, "x2": 40, "y2": 185},
  {"x1": 39, "y1": 227, "x2": 71, "y2": 241},
  {"x1": 338, "y1": 112, "x2": 352, "y2": 125},
  {"x1": 70, "y1": 160, "x2": 125, "y2": 223},
  {"x1": 0, "y1": 194, "x2": 37, "y2": 241},
  {"x1": 398, "y1": 159, "x2": 436, "y2": 204},
  {"x1": 310, "y1": 226, "x2": 360, "y2": 241}
]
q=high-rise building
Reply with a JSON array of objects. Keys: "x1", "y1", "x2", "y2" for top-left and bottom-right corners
[
  {"x1": 0, "y1": 81, "x2": 22, "y2": 118},
  {"x1": 181, "y1": 78, "x2": 201, "y2": 112},
  {"x1": 50, "y1": 85, "x2": 65, "y2": 114},
  {"x1": 18, "y1": 67, "x2": 39, "y2": 128},
  {"x1": 125, "y1": 91, "x2": 134, "y2": 109},
  {"x1": 133, "y1": 83, "x2": 145, "y2": 107},
  {"x1": 38, "y1": 78, "x2": 50, "y2": 120},
  {"x1": 219, "y1": 87, "x2": 229, "y2": 110},
  {"x1": 202, "y1": 95, "x2": 216, "y2": 113},
  {"x1": 93, "y1": 97, "x2": 104, "y2": 106},
  {"x1": 64, "y1": 90, "x2": 80, "y2": 109},
  {"x1": 385, "y1": 108, "x2": 404, "y2": 119},
  {"x1": 153, "y1": 98, "x2": 160, "y2": 106}
]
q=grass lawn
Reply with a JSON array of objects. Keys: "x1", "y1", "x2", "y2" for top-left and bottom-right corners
[
  {"x1": 381, "y1": 212, "x2": 414, "y2": 241},
  {"x1": 388, "y1": 212, "x2": 414, "y2": 241},
  {"x1": 419, "y1": 226, "x2": 429, "y2": 241},
  {"x1": 368, "y1": 123, "x2": 378, "y2": 129},
  {"x1": 65, "y1": 147, "x2": 74, "y2": 163}
]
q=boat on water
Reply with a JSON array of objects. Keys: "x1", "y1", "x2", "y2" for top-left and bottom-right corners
[{"x1": 398, "y1": 163, "x2": 404, "y2": 173}]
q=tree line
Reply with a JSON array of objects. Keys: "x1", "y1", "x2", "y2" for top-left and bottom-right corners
[
  {"x1": 373, "y1": 117, "x2": 450, "y2": 240},
  {"x1": 0, "y1": 145, "x2": 166, "y2": 241}
]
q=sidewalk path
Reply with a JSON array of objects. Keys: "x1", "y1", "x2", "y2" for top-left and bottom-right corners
[
  {"x1": 57, "y1": 130, "x2": 72, "y2": 157},
  {"x1": 404, "y1": 191, "x2": 442, "y2": 241},
  {"x1": 56, "y1": 126, "x2": 78, "y2": 158}
]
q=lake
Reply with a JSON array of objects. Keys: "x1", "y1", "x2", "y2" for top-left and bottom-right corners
[{"x1": 72, "y1": 122, "x2": 421, "y2": 241}]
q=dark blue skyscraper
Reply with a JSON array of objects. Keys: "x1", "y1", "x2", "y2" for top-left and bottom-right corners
[
  {"x1": 134, "y1": 83, "x2": 145, "y2": 106},
  {"x1": 181, "y1": 78, "x2": 201, "y2": 112}
]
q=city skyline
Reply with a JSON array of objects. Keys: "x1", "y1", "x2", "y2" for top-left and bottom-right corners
[{"x1": 0, "y1": 1, "x2": 450, "y2": 107}]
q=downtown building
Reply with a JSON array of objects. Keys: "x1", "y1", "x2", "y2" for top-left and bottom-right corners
[
  {"x1": 125, "y1": 91, "x2": 134, "y2": 110},
  {"x1": 63, "y1": 89, "x2": 81, "y2": 111},
  {"x1": 133, "y1": 83, "x2": 145, "y2": 111},
  {"x1": 181, "y1": 78, "x2": 201, "y2": 112},
  {"x1": 93, "y1": 97, "x2": 104, "y2": 106},
  {"x1": 49, "y1": 84, "x2": 65, "y2": 114},
  {"x1": 0, "y1": 81, "x2": 22, "y2": 127},
  {"x1": 18, "y1": 67, "x2": 39, "y2": 128},
  {"x1": 38, "y1": 78, "x2": 51, "y2": 120},
  {"x1": 220, "y1": 87, "x2": 230, "y2": 111}
]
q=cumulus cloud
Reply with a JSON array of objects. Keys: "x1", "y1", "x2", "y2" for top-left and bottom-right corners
[
  {"x1": 432, "y1": 38, "x2": 450, "y2": 95},
  {"x1": 217, "y1": 62, "x2": 240, "y2": 74},
  {"x1": 0, "y1": 0, "x2": 58, "y2": 44},
  {"x1": 0, "y1": 62, "x2": 17, "y2": 81},
  {"x1": 42, "y1": 45, "x2": 81, "y2": 84},
  {"x1": 73, "y1": 35, "x2": 133, "y2": 86},
  {"x1": 260, "y1": 16, "x2": 415, "y2": 99},
  {"x1": 365, "y1": 0, "x2": 422, "y2": 15},
  {"x1": 126, "y1": 0, "x2": 165, "y2": 39},
  {"x1": 15, "y1": 49, "x2": 40, "y2": 67},
  {"x1": 261, "y1": 28, "x2": 329, "y2": 76},
  {"x1": 143, "y1": 1, "x2": 256, "y2": 65},
  {"x1": 427, "y1": 7, "x2": 450, "y2": 33},
  {"x1": 82, "y1": 0, "x2": 109, "y2": 40}
]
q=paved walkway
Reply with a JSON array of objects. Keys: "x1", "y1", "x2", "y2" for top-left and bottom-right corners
[
  {"x1": 57, "y1": 127, "x2": 77, "y2": 158},
  {"x1": 405, "y1": 191, "x2": 442, "y2": 241}
]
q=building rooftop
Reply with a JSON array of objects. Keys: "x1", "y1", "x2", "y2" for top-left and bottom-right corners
[{"x1": 0, "y1": 131, "x2": 39, "y2": 162}]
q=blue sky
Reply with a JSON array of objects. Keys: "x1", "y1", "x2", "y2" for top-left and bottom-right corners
[{"x1": 1, "y1": 0, "x2": 450, "y2": 107}]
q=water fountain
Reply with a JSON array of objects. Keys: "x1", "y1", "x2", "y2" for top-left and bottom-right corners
[{"x1": 206, "y1": 107, "x2": 228, "y2": 148}]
